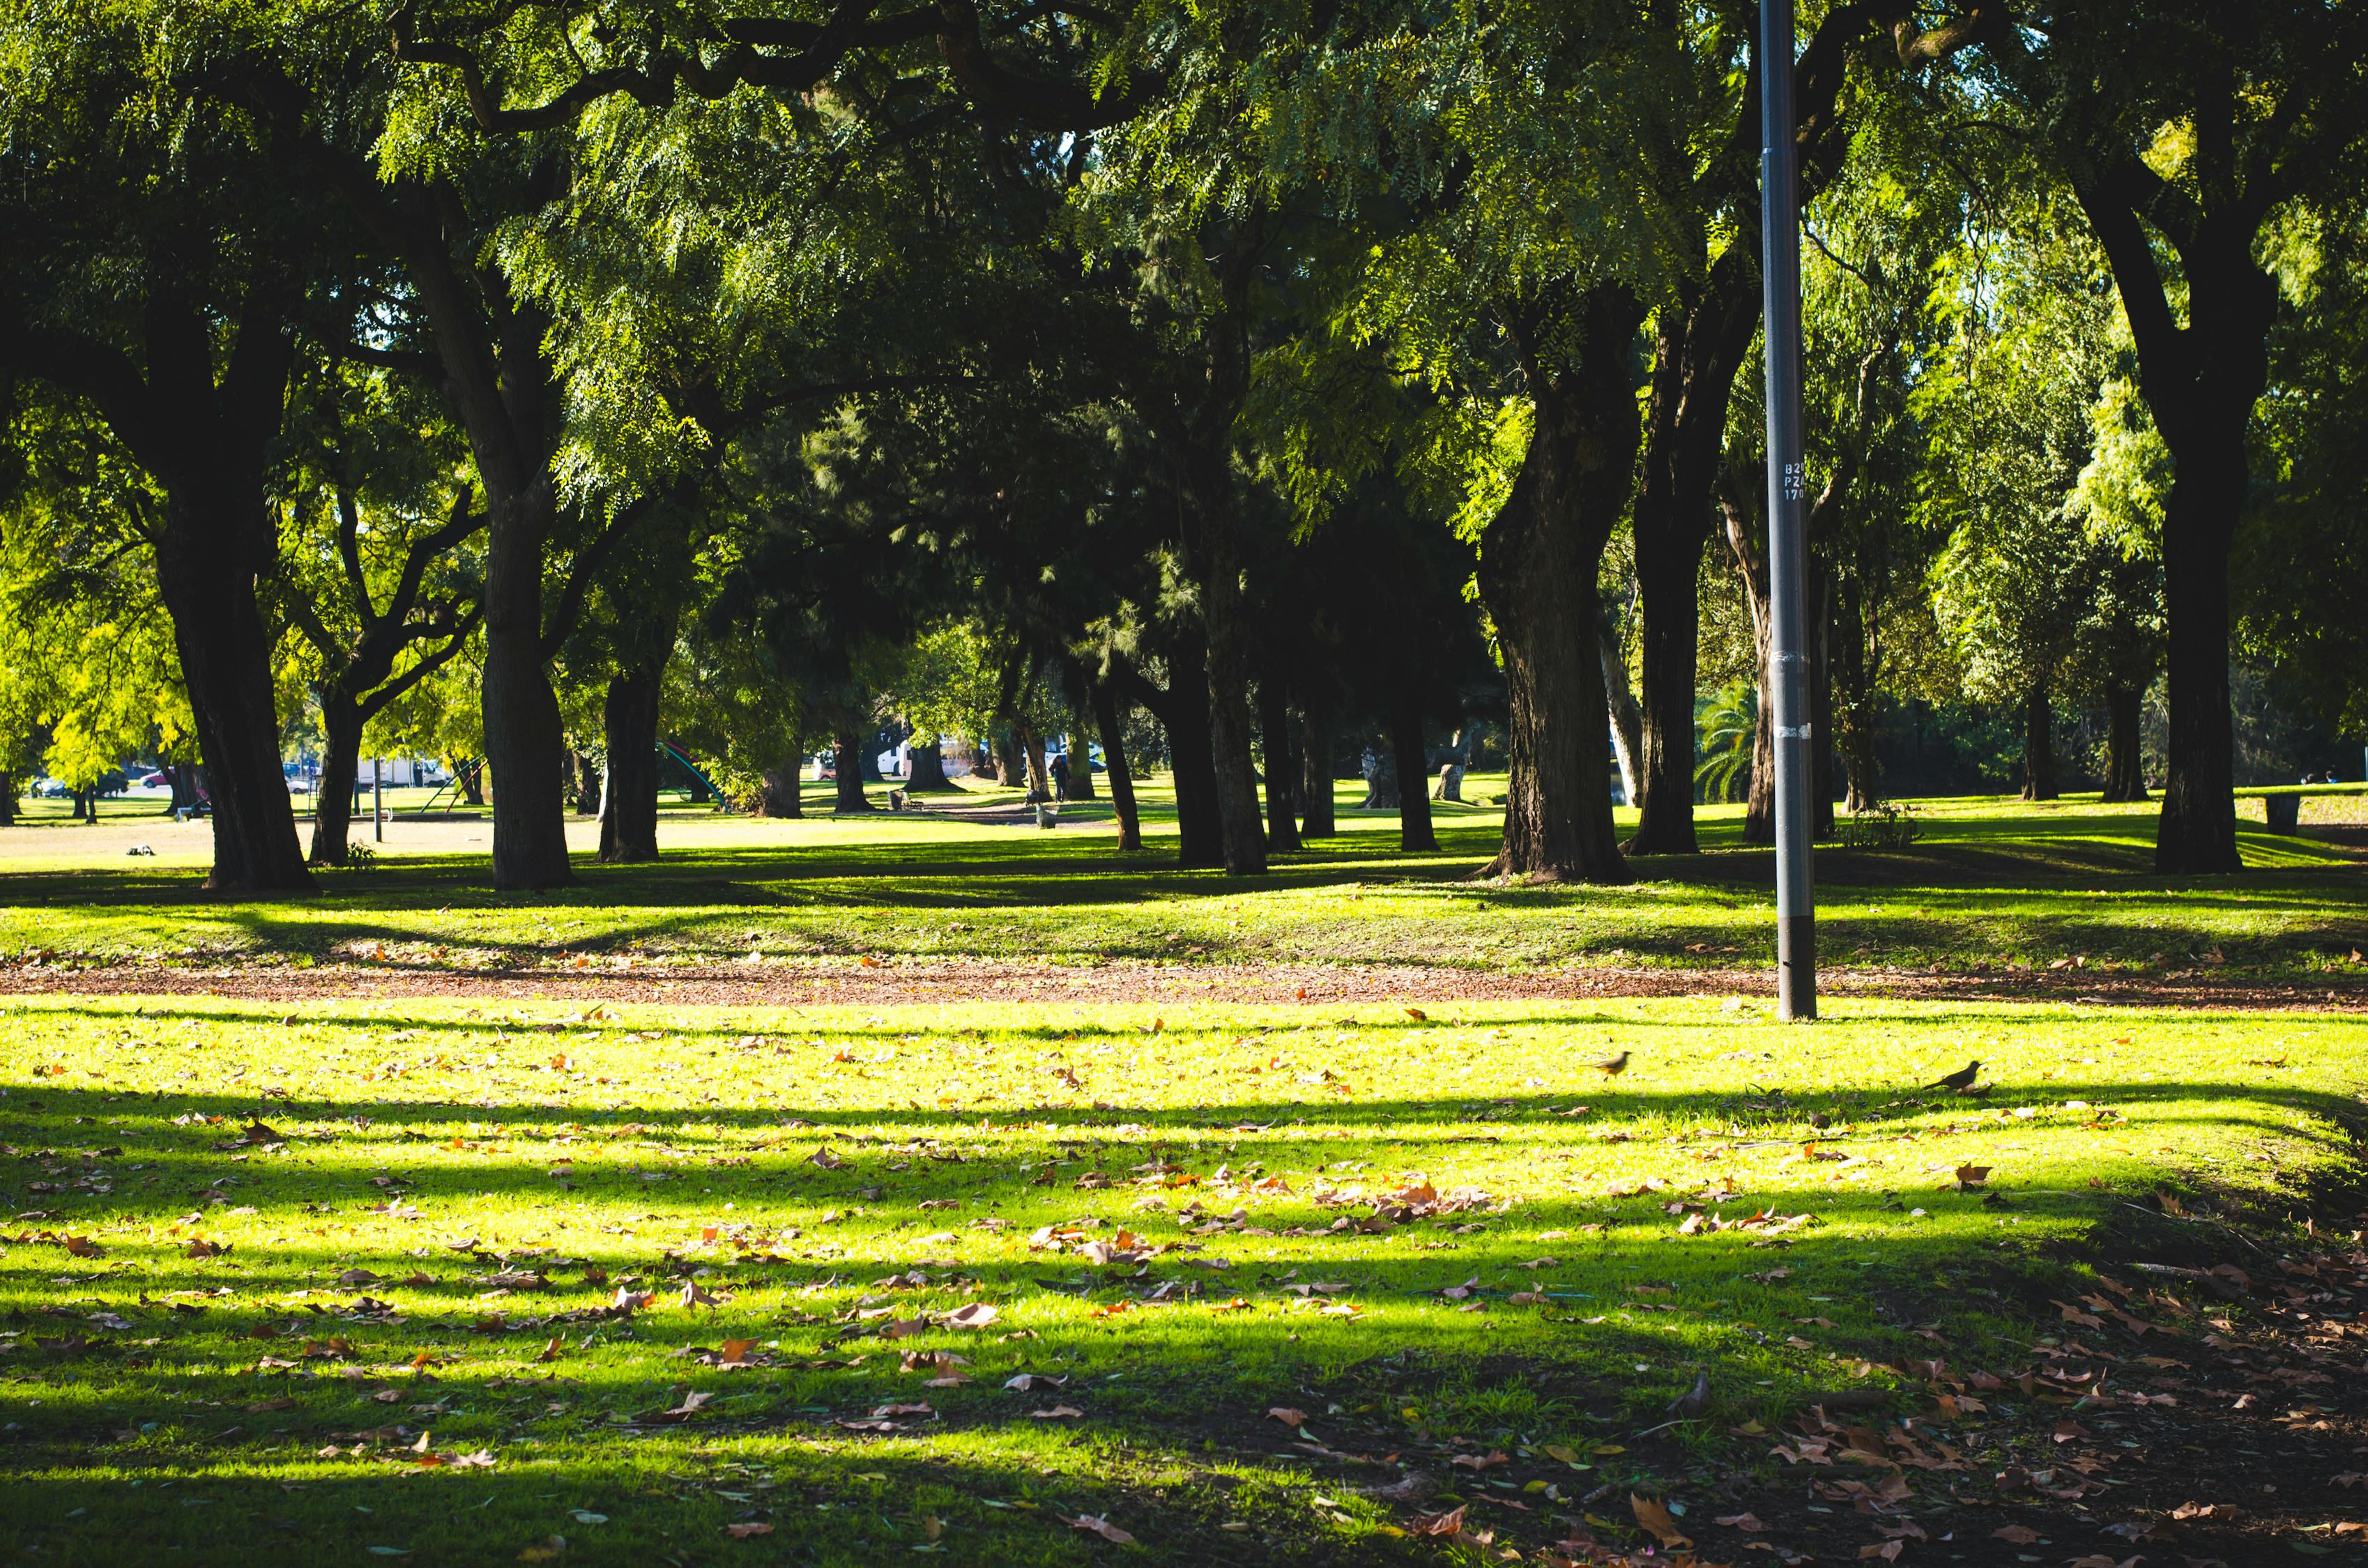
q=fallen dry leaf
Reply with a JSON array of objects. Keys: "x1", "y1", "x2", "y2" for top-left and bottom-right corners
[
  {"x1": 1715, "y1": 1512, "x2": 1767, "y2": 1532},
  {"x1": 1061, "y1": 1513, "x2": 1136, "y2": 1545},
  {"x1": 1267, "y1": 1407, "x2": 1308, "y2": 1427},
  {"x1": 1030, "y1": 1405, "x2": 1085, "y2": 1419},
  {"x1": 724, "y1": 1522, "x2": 773, "y2": 1539},
  {"x1": 1990, "y1": 1524, "x2": 2040, "y2": 1544},
  {"x1": 1630, "y1": 1495, "x2": 1691, "y2": 1549}
]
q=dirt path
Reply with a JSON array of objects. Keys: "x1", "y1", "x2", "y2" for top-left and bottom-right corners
[{"x1": 2, "y1": 955, "x2": 2361, "y2": 1013}]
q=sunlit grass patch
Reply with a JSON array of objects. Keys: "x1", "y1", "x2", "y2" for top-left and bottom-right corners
[{"x1": 0, "y1": 991, "x2": 2360, "y2": 1562}]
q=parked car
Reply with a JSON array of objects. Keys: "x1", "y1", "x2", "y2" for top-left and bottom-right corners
[{"x1": 31, "y1": 777, "x2": 68, "y2": 799}]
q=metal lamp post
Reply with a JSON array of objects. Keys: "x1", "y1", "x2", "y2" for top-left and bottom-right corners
[{"x1": 1759, "y1": 0, "x2": 1817, "y2": 1020}]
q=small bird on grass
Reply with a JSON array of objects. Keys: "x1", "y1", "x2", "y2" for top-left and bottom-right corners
[
  {"x1": 1924, "y1": 1059, "x2": 1983, "y2": 1093},
  {"x1": 1592, "y1": 1050, "x2": 1631, "y2": 1076}
]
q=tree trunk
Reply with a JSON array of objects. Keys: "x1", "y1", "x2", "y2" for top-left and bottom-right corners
[
  {"x1": 758, "y1": 764, "x2": 804, "y2": 817},
  {"x1": 1630, "y1": 262, "x2": 1762, "y2": 855},
  {"x1": 1391, "y1": 699, "x2": 1437, "y2": 852},
  {"x1": 833, "y1": 732, "x2": 875, "y2": 813},
  {"x1": 905, "y1": 741, "x2": 952, "y2": 792},
  {"x1": 1018, "y1": 722, "x2": 1051, "y2": 801},
  {"x1": 1159, "y1": 643, "x2": 1225, "y2": 869},
  {"x1": 571, "y1": 749, "x2": 603, "y2": 816},
  {"x1": 1258, "y1": 681, "x2": 1301, "y2": 852},
  {"x1": 2152, "y1": 452, "x2": 2242, "y2": 867},
  {"x1": 153, "y1": 498, "x2": 314, "y2": 894},
  {"x1": 1810, "y1": 571, "x2": 1836, "y2": 839},
  {"x1": 309, "y1": 701, "x2": 363, "y2": 865},
  {"x1": 1600, "y1": 626, "x2": 1644, "y2": 810},
  {"x1": 1063, "y1": 736, "x2": 1097, "y2": 799},
  {"x1": 1833, "y1": 579, "x2": 1879, "y2": 812},
  {"x1": 1474, "y1": 293, "x2": 1638, "y2": 883},
  {"x1": 991, "y1": 727, "x2": 1027, "y2": 794},
  {"x1": 459, "y1": 762, "x2": 486, "y2": 806},
  {"x1": 482, "y1": 548, "x2": 572, "y2": 889},
  {"x1": 1361, "y1": 746, "x2": 1400, "y2": 809},
  {"x1": 2101, "y1": 684, "x2": 2147, "y2": 803},
  {"x1": 1299, "y1": 707, "x2": 1336, "y2": 838},
  {"x1": 2021, "y1": 684, "x2": 2058, "y2": 802},
  {"x1": 597, "y1": 661, "x2": 662, "y2": 861},
  {"x1": 1091, "y1": 682, "x2": 1143, "y2": 852},
  {"x1": 1184, "y1": 508, "x2": 1267, "y2": 873},
  {"x1": 0, "y1": 772, "x2": 13, "y2": 827}
]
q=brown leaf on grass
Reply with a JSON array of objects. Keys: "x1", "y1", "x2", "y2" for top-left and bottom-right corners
[
  {"x1": 1715, "y1": 1512, "x2": 1767, "y2": 1532},
  {"x1": 940, "y1": 1302, "x2": 999, "y2": 1329},
  {"x1": 1403, "y1": 1007, "x2": 1428, "y2": 1022},
  {"x1": 649, "y1": 1389, "x2": 712, "y2": 1422},
  {"x1": 1858, "y1": 1544, "x2": 1903, "y2": 1562},
  {"x1": 1061, "y1": 1513, "x2": 1136, "y2": 1545},
  {"x1": 1005, "y1": 1373, "x2": 1066, "y2": 1392},
  {"x1": 1630, "y1": 1495, "x2": 1691, "y2": 1549},
  {"x1": 870, "y1": 1401, "x2": 933, "y2": 1418},
  {"x1": 62, "y1": 1236, "x2": 103, "y2": 1258},
  {"x1": 724, "y1": 1523, "x2": 774, "y2": 1539},
  {"x1": 718, "y1": 1339, "x2": 758, "y2": 1366},
  {"x1": 185, "y1": 1238, "x2": 230, "y2": 1259},
  {"x1": 1990, "y1": 1524, "x2": 2040, "y2": 1544},
  {"x1": 1449, "y1": 1451, "x2": 1510, "y2": 1471},
  {"x1": 1029, "y1": 1404, "x2": 1084, "y2": 1420},
  {"x1": 1407, "y1": 1505, "x2": 1467, "y2": 1538},
  {"x1": 809, "y1": 1147, "x2": 847, "y2": 1169},
  {"x1": 1267, "y1": 1407, "x2": 1308, "y2": 1427},
  {"x1": 537, "y1": 1337, "x2": 562, "y2": 1363},
  {"x1": 1954, "y1": 1164, "x2": 1991, "y2": 1190}
]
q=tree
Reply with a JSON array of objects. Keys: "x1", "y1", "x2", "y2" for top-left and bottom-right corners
[
  {"x1": 2000, "y1": 0, "x2": 2368, "y2": 868},
  {"x1": 276, "y1": 359, "x2": 485, "y2": 863},
  {"x1": 0, "y1": 13, "x2": 321, "y2": 889}
]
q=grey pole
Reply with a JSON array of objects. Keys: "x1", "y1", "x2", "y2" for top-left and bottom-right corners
[
  {"x1": 1759, "y1": 0, "x2": 1817, "y2": 1020},
  {"x1": 373, "y1": 758, "x2": 384, "y2": 843}
]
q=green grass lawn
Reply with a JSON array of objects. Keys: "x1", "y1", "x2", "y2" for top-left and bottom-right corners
[
  {"x1": 0, "y1": 785, "x2": 2362, "y2": 985},
  {"x1": 0, "y1": 987, "x2": 2362, "y2": 1565}
]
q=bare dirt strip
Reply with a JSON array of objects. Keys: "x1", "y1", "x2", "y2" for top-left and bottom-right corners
[{"x1": 0, "y1": 956, "x2": 2361, "y2": 1013}]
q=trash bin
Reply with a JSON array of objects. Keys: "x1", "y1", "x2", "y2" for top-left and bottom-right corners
[
  {"x1": 2265, "y1": 793, "x2": 2301, "y2": 833},
  {"x1": 1036, "y1": 805, "x2": 1057, "y2": 829}
]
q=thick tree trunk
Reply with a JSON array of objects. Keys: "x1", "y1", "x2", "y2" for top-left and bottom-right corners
[
  {"x1": 1391, "y1": 700, "x2": 1437, "y2": 852},
  {"x1": 153, "y1": 500, "x2": 313, "y2": 894},
  {"x1": 2021, "y1": 684, "x2": 2058, "y2": 801},
  {"x1": 1158, "y1": 643, "x2": 1225, "y2": 869},
  {"x1": 482, "y1": 566, "x2": 572, "y2": 889},
  {"x1": 1744, "y1": 666, "x2": 1777, "y2": 845},
  {"x1": 905, "y1": 741, "x2": 952, "y2": 792},
  {"x1": 1185, "y1": 497, "x2": 1267, "y2": 873},
  {"x1": 1259, "y1": 681, "x2": 1301, "y2": 852},
  {"x1": 758, "y1": 764, "x2": 804, "y2": 817},
  {"x1": 1018, "y1": 723, "x2": 1051, "y2": 801},
  {"x1": 1600, "y1": 626, "x2": 1644, "y2": 810},
  {"x1": 2153, "y1": 452, "x2": 2242, "y2": 868},
  {"x1": 0, "y1": 773, "x2": 13, "y2": 827},
  {"x1": 1091, "y1": 682, "x2": 1143, "y2": 852},
  {"x1": 1299, "y1": 708, "x2": 1336, "y2": 838},
  {"x1": 1063, "y1": 737, "x2": 1097, "y2": 799},
  {"x1": 2101, "y1": 684, "x2": 2147, "y2": 803},
  {"x1": 1630, "y1": 264, "x2": 1761, "y2": 855},
  {"x1": 1474, "y1": 298, "x2": 1639, "y2": 884},
  {"x1": 991, "y1": 728, "x2": 1027, "y2": 794},
  {"x1": 597, "y1": 663, "x2": 662, "y2": 861},
  {"x1": 833, "y1": 732, "x2": 875, "y2": 813},
  {"x1": 459, "y1": 762, "x2": 486, "y2": 806},
  {"x1": 1361, "y1": 746, "x2": 1400, "y2": 810},
  {"x1": 309, "y1": 702, "x2": 362, "y2": 865}
]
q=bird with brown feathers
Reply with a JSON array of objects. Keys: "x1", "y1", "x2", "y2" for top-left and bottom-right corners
[{"x1": 1924, "y1": 1059, "x2": 1981, "y2": 1093}]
